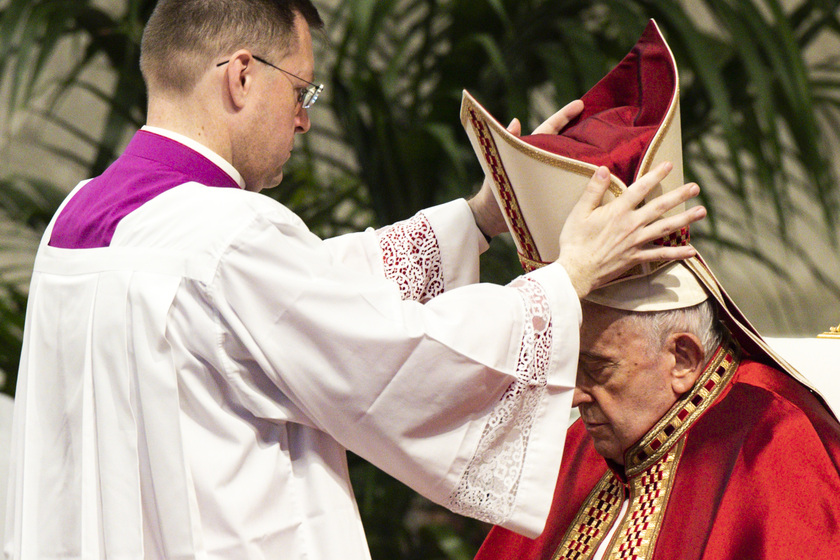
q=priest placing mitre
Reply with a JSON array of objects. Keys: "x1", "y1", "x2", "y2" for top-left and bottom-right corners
[{"x1": 462, "y1": 20, "x2": 840, "y2": 560}]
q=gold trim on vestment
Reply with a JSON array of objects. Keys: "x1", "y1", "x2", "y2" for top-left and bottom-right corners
[
  {"x1": 551, "y1": 474, "x2": 624, "y2": 560},
  {"x1": 625, "y1": 338, "x2": 741, "y2": 476},
  {"x1": 550, "y1": 441, "x2": 686, "y2": 560},
  {"x1": 605, "y1": 439, "x2": 684, "y2": 560}
]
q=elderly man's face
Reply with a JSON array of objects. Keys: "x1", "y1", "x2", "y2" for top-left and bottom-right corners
[{"x1": 572, "y1": 302, "x2": 683, "y2": 464}]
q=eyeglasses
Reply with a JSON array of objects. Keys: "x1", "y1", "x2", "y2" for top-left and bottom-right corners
[{"x1": 216, "y1": 56, "x2": 324, "y2": 109}]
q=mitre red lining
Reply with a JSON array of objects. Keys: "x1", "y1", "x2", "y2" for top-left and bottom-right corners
[{"x1": 522, "y1": 21, "x2": 676, "y2": 186}]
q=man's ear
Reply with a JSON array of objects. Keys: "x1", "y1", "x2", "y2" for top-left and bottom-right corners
[
  {"x1": 223, "y1": 50, "x2": 256, "y2": 109},
  {"x1": 667, "y1": 332, "x2": 705, "y2": 394}
]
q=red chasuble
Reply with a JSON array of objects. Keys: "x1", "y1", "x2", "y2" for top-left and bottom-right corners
[{"x1": 474, "y1": 340, "x2": 840, "y2": 560}]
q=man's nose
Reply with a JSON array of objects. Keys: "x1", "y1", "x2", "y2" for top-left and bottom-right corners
[
  {"x1": 296, "y1": 106, "x2": 311, "y2": 133},
  {"x1": 572, "y1": 385, "x2": 592, "y2": 408}
]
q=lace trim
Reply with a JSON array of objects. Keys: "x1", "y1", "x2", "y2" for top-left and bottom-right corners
[
  {"x1": 377, "y1": 212, "x2": 444, "y2": 303},
  {"x1": 446, "y1": 277, "x2": 553, "y2": 524}
]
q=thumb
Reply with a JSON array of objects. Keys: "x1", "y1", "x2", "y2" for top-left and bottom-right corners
[
  {"x1": 572, "y1": 166, "x2": 611, "y2": 215},
  {"x1": 507, "y1": 118, "x2": 522, "y2": 137}
]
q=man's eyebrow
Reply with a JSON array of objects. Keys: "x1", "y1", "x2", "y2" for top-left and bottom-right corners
[
  {"x1": 579, "y1": 351, "x2": 608, "y2": 360},
  {"x1": 578, "y1": 351, "x2": 619, "y2": 366}
]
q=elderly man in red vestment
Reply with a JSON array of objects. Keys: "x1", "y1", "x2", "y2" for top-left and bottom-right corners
[
  {"x1": 474, "y1": 259, "x2": 840, "y2": 560},
  {"x1": 462, "y1": 19, "x2": 840, "y2": 560}
]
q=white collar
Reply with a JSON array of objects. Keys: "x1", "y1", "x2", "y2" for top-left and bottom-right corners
[{"x1": 141, "y1": 125, "x2": 246, "y2": 189}]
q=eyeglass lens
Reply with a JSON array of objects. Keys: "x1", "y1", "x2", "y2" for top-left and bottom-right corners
[{"x1": 301, "y1": 84, "x2": 323, "y2": 109}]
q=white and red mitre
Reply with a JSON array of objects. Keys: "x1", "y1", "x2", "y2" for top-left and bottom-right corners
[{"x1": 461, "y1": 19, "x2": 837, "y2": 417}]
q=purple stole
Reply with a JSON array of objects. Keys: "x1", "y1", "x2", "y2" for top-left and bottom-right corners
[{"x1": 50, "y1": 130, "x2": 240, "y2": 249}]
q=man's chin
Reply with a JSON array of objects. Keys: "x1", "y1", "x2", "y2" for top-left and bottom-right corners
[
  {"x1": 267, "y1": 170, "x2": 285, "y2": 189},
  {"x1": 588, "y1": 434, "x2": 623, "y2": 464},
  {"x1": 595, "y1": 448, "x2": 624, "y2": 465},
  {"x1": 247, "y1": 170, "x2": 284, "y2": 192}
]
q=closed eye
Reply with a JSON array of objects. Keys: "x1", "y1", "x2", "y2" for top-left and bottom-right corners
[{"x1": 578, "y1": 352, "x2": 618, "y2": 384}]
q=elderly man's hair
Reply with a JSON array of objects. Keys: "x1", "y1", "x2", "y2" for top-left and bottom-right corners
[
  {"x1": 140, "y1": 0, "x2": 323, "y2": 95},
  {"x1": 624, "y1": 300, "x2": 724, "y2": 364}
]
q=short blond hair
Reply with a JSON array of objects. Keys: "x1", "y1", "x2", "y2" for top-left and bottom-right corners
[{"x1": 140, "y1": 0, "x2": 323, "y2": 95}]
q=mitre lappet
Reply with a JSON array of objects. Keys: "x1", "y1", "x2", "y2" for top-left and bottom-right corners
[{"x1": 460, "y1": 19, "x2": 836, "y2": 417}]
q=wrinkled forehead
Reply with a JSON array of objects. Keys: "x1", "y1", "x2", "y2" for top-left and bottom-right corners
[{"x1": 580, "y1": 301, "x2": 637, "y2": 350}]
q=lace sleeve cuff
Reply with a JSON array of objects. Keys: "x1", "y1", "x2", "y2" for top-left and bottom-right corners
[
  {"x1": 377, "y1": 213, "x2": 445, "y2": 303},
  {"x1": 444, "y1": 276, "x2": 554, "y2": 525}
]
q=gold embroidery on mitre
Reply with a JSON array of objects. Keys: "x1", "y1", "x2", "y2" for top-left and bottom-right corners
[
  {"x1": 492, "y1": 128, "x2": 625, "y2": 200},
  {"x1": 551, "y1": 474, "x2": 624, "y2": 560},
  {"x1": 519, "y1": 253, "x2": 550, "y2": 272},
  {"x1": 611, "y1": 226, "x2": 690, "y2": 284},
  {"x1": 652, "y1": 226, "x2": 690, "y2": 248},
  {"x1": 818, "y1": 322, "x2": 840, "y2": 339},
  {"x1": 625, "y1": 338, "x2": 740, "y2": 476},
  {"x1": 467, "y1": 105, "x2": 541, "y2": 264}
]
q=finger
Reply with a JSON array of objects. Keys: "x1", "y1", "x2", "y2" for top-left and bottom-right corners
[
  {"x1": 629, "y1": 244, "x2": 698, "y2": 264},
  {"x1": 636, "y1": 182, "x2": 701, "y2": 225},
  {"x1": 571, "y1": 166, "x2": 611, "y2": 215},
  {"x1": 532, "y1": 99, "x2": 584, "y2": 135},
  {"x1": 506, "y1": 117, "x2": 522, "y2": 137},
  {"x1": 621, "y1": 161, "x2": 673, "y2": 208},
  {"x1": 636, "y1": 205, "x2": 706, "y2": 245}
]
